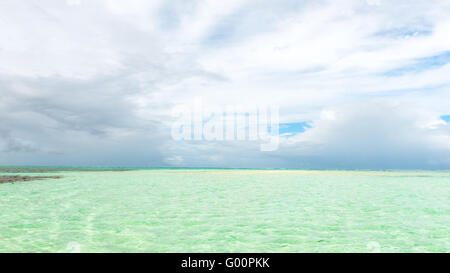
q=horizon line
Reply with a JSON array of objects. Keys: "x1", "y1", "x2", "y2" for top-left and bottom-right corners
[{"x1": 1, "y1": 165, "x2": 449, "y2": 172}]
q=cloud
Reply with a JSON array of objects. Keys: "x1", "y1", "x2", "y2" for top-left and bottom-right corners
[
  {"x1": 161, "y1": 100, "x2": 450, "y2": 169},
  {"x1": 0, "y1": 0, "x2": 449, "y2": 168},
  {"x1": 281, "y1": 101, "x2": 450, "y2": 169},
  {"x1": 0, "y1": 129, "x2": 38, "y2": 153}
]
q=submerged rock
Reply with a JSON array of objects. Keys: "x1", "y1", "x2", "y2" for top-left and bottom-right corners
[{"x1": 0, "y1": 175, "x2": 62, "y2": 184}]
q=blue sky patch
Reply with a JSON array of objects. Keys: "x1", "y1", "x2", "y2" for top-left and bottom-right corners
[
  {"x1": 279, "y1": 122, "x2": 312, "y2": 137},
  {"x1": 205, "y1": 17, "x2": 238, "y2": 44},
  {"x1": 374, "y1": 25, "x2": 432, "y2": 38},
  {"x1": 383, "y1": 51, "x2": 450, "y2": 77},
  {"x1": 441, "y1": 115, "x2": 450, "y2": 122}
]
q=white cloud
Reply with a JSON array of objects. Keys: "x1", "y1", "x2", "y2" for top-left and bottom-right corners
[
  {"x1": 160, "y1": 100, "x2": 450, "y2": 169},
  {"x1": 281, "y1": 101, "x2": 450, "y2": 169}
]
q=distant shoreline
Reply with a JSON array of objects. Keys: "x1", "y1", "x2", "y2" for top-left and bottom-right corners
[{"x1": 0, "y1": 166, "x2": 449, "y2": 172}]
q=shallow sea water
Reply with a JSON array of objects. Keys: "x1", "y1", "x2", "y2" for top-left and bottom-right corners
[{"x1": 0, "y1": 169, "x2": 449, "y2": 252}]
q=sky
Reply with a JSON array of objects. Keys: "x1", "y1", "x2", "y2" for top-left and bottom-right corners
[{"x1": 0, "y1": 0, "x2": 449, "y2": 169}]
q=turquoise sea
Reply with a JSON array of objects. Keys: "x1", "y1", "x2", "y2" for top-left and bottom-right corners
[{"x1": 0, "y1": 168, "x2": 449, "y2": 252}]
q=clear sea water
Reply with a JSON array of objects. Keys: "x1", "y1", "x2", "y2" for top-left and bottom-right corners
[{"x1": 0, "y1": 169, "x2": 449, "y2": 252}]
